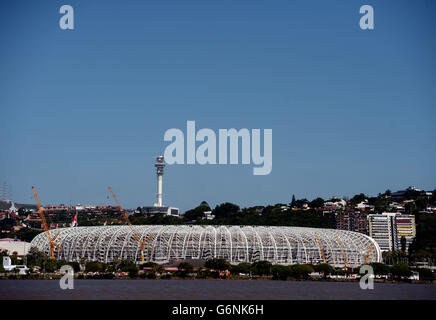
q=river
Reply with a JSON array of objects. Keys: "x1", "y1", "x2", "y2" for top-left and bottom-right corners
[{"x1": 0, "y1": 280, "x2": 435, "y2": 300}]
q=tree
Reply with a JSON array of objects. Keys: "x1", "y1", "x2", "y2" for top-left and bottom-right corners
[
  {"x1": 183, "y1": 205, "x2": 210, "y2": 221},
  {"x1": 44, "y1": 259, "x2": 57, "y2": 273},
  {"x1": 250, "y1": 261, "x2": 272, "y2": 276},
  {"x1": 155, "y1": 264, "x2": 165, "y2": 274},
  {"x1": 430, "y1": 189, "x2": 436, "y2": 206},
  {"x1": 128, "y1": 267, "x2": 138, "y2": 278},
  {"x1": 369, "y1": 263, "x2": 390, "y2": 276},
  {"x1": 13, "y1": 229, "x2": 43, "y2": 242},
  {"x1": 68, "y1": 262, "x2": 81, "y2": 273},
  {"x1": 176, "y1": 262, "x2": 193, "y2": 278},
  {"x1": 405, "y1": 202, "x2": 417, "y2": 215},
  {"x1": 85, "y1": 261, "x2": 106, "y2": 273},
  {"x1": 80, "y1": 257, "x2": 87, "y2": 270},
  {"x1": 309, "y1": 198, "x2": 324, "y2": 209},
  {"x1": 117, "y1": 259, "x2": 137, "y2": 273},
  {"x1": 212, "y1": 203, "x2": 240, "y2": 219},
  {"x1": 290, "y1": 264, "x2": 314, "y2": 279},
  {"x1": 204, "y1": 258, "x2": 230, "y2": 271},
  {"x1": 271, "y1": 265, "x2": 290, "y2": 280},
  {"x1": 390, "y1": 263, "x2": 412, "y2": 280},
  {"x1": 416, "y1": 268, "x2": 434, "y2": 281},
  {"x1": 292, "y1": 199, "x2": 309, "y2": 209},
  {"x1": 18, "y1": 208, "x2": 27, "y2": 217},
  {"x1": 230, "y1": 262, "x2": 251, "y2": 275},
  {"x1": 401, "y1": 236, "x2": 406, "y2": 253},
  {"x1": 350, "y1": 193, "x2": 366, "y2": 205},
  {"x1": 408, "y1": 212, "x2": 436, "y2": 264},
  {"x1": 415, "y1": 196, "x2": 427, "y2": 212},
  {"x1": 26, "y1": 247, "x2": 45, "y2": 268},
  {"x1": 291, "y1": 195, "x2": 296, "y2": 207},
  {"x1": 11, "y1": 251, "x2": 19, "y2": 265},
  {"x1": 178, "y1": 262, "x2": 194, "y2": 273},
  {"x1": 113, "y1": 259, "x2": 138, "y2": 277},
  {"x1": 313, "y1": 263, "x2": 334, "y2": 276}
]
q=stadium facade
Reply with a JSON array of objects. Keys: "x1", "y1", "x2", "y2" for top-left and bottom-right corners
[{"x1": 30, "y1": 225, "x2": 381, "y2": 266}]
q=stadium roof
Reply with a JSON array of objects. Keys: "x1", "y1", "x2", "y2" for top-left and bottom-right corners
[{"x1": 30, "y1": 225, "x2": 381, "y2": 266}]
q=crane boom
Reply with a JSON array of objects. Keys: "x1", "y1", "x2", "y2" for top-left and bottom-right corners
[
  {"x1": 108, "y1": 186, "x2": 153, "y2": 262},
  {"x1": 32, "y1": 186, "x2": 50, "y2": 239},
  {"x1": 336, "y1": 235, "x2": 349, "y2": 266},
  {"x1": 366, "y1": 243, "x2": 374, "y2": 264},
  {"x1": 32, "y1": 186, "x2": 61, "y2": 259},
  {"x1": 315, "y1": 232, "x2": 327, "y2": 264}
]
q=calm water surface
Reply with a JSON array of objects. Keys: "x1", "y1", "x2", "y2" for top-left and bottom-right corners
[{"x1": 0, "y1": 280, "x2": 435, "y2": 300}]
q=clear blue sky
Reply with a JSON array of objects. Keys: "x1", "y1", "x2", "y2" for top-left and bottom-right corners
[{"x1": 1, "y1": 0, "x2": 435, "y2": 212}]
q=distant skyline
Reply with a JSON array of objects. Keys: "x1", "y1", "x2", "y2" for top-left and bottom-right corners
[{"x1": 1, "y1": 1, "x2": 435, "y2": 212}]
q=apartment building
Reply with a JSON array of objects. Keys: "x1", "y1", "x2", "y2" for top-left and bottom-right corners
[
  {"x1": 335, "y1": 211, "x2": 369, "y2": 235},
  {"x1": 368, "y1": 212, "x2": 415, "y2": 252}
]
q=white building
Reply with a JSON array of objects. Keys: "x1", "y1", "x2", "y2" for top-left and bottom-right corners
[
  {"x1": 324, "y1": 199, "x2": 347, "y2": 208},
  {"x1": 368, "y1": 212, "x2": 416, "y2": 252},
  {"x1": 2, "y1": 256, "x2": 29, "y2": 274},
  {"x1": 203, "y1": 211, "x2": 215, "y2": 220},
  {"x1": 0, "y1": 238, "x2": 32, "y2": 256},
  {"x1": 356, "y1": 200, "x2": 374, "y2": 211}
]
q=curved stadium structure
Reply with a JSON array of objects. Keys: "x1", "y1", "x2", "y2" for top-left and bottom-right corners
[{"x1": 30, "y1": 225, "x2": 382, "y2": 266}]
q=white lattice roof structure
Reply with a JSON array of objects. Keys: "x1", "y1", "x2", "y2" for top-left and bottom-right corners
[{"x1": 30, "y1": 225, "x2": 381, "y2": 266}]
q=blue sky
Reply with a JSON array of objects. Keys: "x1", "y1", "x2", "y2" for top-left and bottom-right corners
[{"x1": 1, "y1": 0, "x2": 435, "y2": 211}]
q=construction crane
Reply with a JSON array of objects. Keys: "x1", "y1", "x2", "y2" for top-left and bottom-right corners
[
  {"x1": 108, "y1": 186, "x2": 153, "y2": 262},
  {"x1": 336, "y1": 235, "x2": 349, "y2": 266},
  {"x1": 32, "y1": 186, "x2": 61, "y2": 259},
  {"x1": 315, "y1": 232, "x2": 327, "y2": 264}
]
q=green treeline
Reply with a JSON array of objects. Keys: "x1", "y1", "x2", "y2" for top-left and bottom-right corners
[{"x1": 130, "y1": 203, "x2": 335, "y2": 229}]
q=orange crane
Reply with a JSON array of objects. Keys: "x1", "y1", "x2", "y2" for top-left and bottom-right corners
[
  {"x1": 108, "y1": 186, "x2": 153, "y2": 262},
  {"x1": 32, "y1": 186, "x2": 62, "y2": 259},
  {"x1": 336, "y1": 235, "x2": 349, "y2": 266},
  {"x1": 315, "y1": 232, "x2": 327, "y2": 264}
]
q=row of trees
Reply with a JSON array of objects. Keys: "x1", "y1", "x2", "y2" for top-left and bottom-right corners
[
  {"x1": 178, "y1": 203, "x2": 336, "y2": 228},
  {"x1": 127, "y1": 202, "x2": 335, "y2": 228},
  {"x1": 202, "y1": 258, "x2": 340, "y2": 280},
  {"x1": 4, "y1": 248, "x2": 434, "y2": 281},
  {"x1": 193, "y1": 258, "x2": 434, "y2": 281},
  {"x1": 408, "y1": 212, "x2": 436, "y2": 264},
  {"x1": 368, "y1": 262, "x2": 434, "y2": 281}
]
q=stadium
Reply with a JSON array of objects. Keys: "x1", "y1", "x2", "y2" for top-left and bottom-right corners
[{"x1": 30, "y1": 225, "x2": 382, "y2": 266}]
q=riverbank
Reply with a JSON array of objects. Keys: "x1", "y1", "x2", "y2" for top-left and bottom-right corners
[{"x1": 1, "y1": 273, "x2": 434, "y2": 284}]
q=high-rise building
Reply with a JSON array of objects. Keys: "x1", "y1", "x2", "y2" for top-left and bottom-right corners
[
  {"x1": 393, "y1": 215, "x2": 416, "y2": 252},
  {"x1": 335, "y1": 211, "x2": 369, "y2": 235},
  {"x1": 368, "y1": 212, "x2": 415, "y2": 252}
]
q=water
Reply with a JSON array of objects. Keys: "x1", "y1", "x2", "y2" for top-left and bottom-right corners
[{"x1": 0, "y1": 280, "x2": 435, "y2": 300}]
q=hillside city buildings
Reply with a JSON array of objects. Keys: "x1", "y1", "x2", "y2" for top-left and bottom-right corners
[{"x1": 0, "y1": 185, "x2": 433, "y2": 258}]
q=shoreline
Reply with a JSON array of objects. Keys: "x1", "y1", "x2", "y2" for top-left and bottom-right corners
[{"x1": 1, "y1": 275, "x2": 434, "y2": 285}]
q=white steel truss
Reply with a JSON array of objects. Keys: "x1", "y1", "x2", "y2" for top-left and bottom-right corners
[{"x1": 30, "y1": 225, "x2": 382, "y2": 266}]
